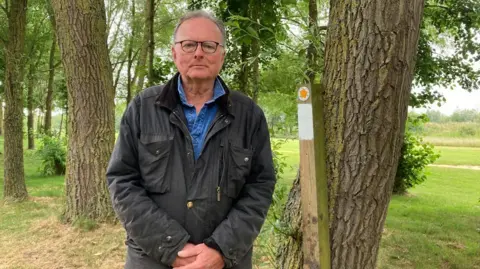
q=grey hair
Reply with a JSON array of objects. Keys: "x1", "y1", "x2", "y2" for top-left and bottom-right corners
[{"x1": 173, "y1": 10, "x2": 226, "y2": 45}]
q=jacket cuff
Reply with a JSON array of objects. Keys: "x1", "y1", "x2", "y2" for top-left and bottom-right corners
[{"x1": 160, "y1": 233, "x2": 190, "y2": 266}]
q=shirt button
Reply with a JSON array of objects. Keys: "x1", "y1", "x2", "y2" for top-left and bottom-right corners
[
  {"x1": 155, "y1": 150, "x2": 160, "y2": 155},
  {"x1": 244, "y1": 157, "x2": 249, "y2": 162},
  {"x1": 158, "y1": 246, "x2": 162, "y2": 250},
  {"x1": 187, "y1": 201, "x2": 194, "y2": 209},
  {"x1": 166, "y1": 236, "x2": 172, "y2": 242},
  {"x1": 225, "y1": 119, "x2": 229, "y2": 124}
]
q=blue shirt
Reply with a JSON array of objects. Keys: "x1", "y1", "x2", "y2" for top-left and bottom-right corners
[{"x1": 178, "y1": 76, "x2": 226, "y2": 160}]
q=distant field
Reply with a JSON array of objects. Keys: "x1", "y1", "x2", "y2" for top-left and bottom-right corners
[
  {"x1": 434, "y1": 146, "x2": 480, "y2": 166},
  {"x1": 421, "y1": 122, "x2": 480, "y2": 138},
  {"x1": 423, "y1": 136, "x2": 480, "y2": 147}
]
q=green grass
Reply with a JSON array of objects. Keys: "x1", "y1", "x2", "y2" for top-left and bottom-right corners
[
  {"x1": 378, "y1": 167, "x2": 480, "y2": 269},
  {"x1": 434, "y1": 146, "x2": 480, "y2": 166}
]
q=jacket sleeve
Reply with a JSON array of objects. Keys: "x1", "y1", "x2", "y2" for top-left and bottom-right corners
[
  {"x1": 209, "y1": 106, "x2": 276, "y2": 267},
  {"x1": 106, "y1": 97, "x2": 190, "y2": 265}
]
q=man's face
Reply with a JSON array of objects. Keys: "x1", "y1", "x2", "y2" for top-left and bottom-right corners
[{"x1": 172, "y1": 17, "x2": 225, "y2": 81}]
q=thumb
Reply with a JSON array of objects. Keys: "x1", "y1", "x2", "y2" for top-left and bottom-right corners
[{"x1": 178, "y1": 246, "x2": 200, "y2": 258}]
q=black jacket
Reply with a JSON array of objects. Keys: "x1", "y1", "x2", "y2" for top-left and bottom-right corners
[{"x1": 106, "y1": 73, "x2": 276, "y2": 268}]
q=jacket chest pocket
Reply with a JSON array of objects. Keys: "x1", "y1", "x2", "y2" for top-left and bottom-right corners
[
  {"x1": 138, "y1": 134, "x2": 173, "y2": 193},
  {"x1": 225, "y1": 143, "x2": 253, "y2": 199}
]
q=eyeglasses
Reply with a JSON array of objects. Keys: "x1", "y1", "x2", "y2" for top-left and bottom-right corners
[{"x1": 175, "y1": 40, "x2": 224, "y2": 54}]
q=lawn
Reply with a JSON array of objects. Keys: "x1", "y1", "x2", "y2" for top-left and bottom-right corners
[
  {"x1": 434, "y1": 146, "x2": 480, "y2": 166},
  {"x1": 1, "y1": 136, "x2": 479, "y2": 268}
]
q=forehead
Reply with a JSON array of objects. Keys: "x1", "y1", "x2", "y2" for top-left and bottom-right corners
[{"x1": 175, "y1": 17, "x2": 222, "y2": 42}]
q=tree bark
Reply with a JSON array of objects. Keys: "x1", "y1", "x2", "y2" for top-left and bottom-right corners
[
  {"x1": 51, "y1": 0, "x2": 116, "y2": 222},
  {"x1": 126, "y1": 0, "x2": 135, "y2": 104},
  {"x1": 146, "y1": 0, "x2": 155, "y2": 87},
  {"x1": 278, "y1": 1, "x2": 425, "y2": 268},
  {"x1": 276, "y1": 174, "x2": 303, "y2": 269},
  {"x1": 3, "y1": 0, "x2": 28, "y2": 201},
  {"x1": 44, "y1": 4, "x2": 56, "y2": 135},
  {"x1": 0, "y1": 96, "x2": 3, "y2": 136},
  {"x1": 135, "y1": 0, "x2": 153, "y2": 93},
  {"x1": 27, "y1": 73, "x2": 35, "y2": 150}
]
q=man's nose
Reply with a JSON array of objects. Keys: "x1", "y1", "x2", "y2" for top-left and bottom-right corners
[{"x1": 194, "y1": 43, "x2": 205, "y2": 58}]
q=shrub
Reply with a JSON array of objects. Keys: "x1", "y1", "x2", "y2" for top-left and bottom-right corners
[
  {"x1": 394, "y1": 115, "x2": 440, "y2": 194},
  {"x1": 36, "y1": 135, "x2": 66, "y2": 176}
]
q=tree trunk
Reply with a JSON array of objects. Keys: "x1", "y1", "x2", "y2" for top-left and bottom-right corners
[
  {"x1": 3, "y1": 0, "x2": 28, "y2": 201},
  {"x1": 146, "y1": 0, "x2": 155, "y2": 87},
  {"x1": 58, "y1": 109, "x2": 63, "y2": 139},
  {"x1": 44, "y1": 0, "x2": 56, "y2": 135},
  {"x1": 126, "y1": 0, "x2": 135, "y2": 104},
  {"x1": 276, "y1": 174, "x2": 303, "y2": 269},
  {"x1": 305, "y1": 0, "x2": 318, "y2": 84},
  {"x1": 51, "y1": 0, "x2": 116, "y2": 222},
  {"x1": 27, "y1": 77, "x2": 35, "y2": 150},
  {"x1": 250, "y1": 0, "x2": 260, "y2": 102},
  {"x1": 135, "y1": 0, "x2": 153, "y2": 93},
  {"x1": 0, "y1": 96, "x2": 3, "y2": 136},
  {"x1": 44, "y1": 33, "x2": 56, "y2": 135},
  {"x1": 238, "y1": 44, "x2": 250, "y2": 95},
  {"x1": 278, "y1": 1, "x2": 425, "y2": 268}
]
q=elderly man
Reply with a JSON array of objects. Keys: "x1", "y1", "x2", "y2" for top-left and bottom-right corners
[{"x1": 106, "y1": 10, "x2": 276, "y2": 269}]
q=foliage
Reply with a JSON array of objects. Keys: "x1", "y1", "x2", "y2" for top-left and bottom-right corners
[
  {"x1": 36, "y1": 135, "x2": 66, "y2": 176},
  {"x1": 394, "y1": 115, "x2": 440, "y2": 194},
  {"x1": 411, "y1": 0, "x2": 480, "y2": 108}
]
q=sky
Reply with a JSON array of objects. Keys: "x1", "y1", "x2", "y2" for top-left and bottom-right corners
[{"x1": 411, "y1": 86, "x2": 480, "y2": 115}]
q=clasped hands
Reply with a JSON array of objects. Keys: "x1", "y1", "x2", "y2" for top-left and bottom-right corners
[{"x1": 172, "y1": 243, "x2": 225, "y2": 269}]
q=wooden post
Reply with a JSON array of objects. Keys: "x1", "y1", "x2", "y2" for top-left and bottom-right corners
[
  {"x1": 312, "y1": 84, "x2": 331, "y2": 269},
  {"x1": 297, "y1": 84, "x2": 320, "y2": 268}
]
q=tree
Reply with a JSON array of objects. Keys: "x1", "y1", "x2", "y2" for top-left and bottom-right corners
[
  {"x1": 135, "y1": 0, "x2": 154, "y2": 92},
  {"x1": 51, "y1": 0, "x2": 116, "y2": 222},
  {"x1": 44, "y1": 0, "x2": 57, "y2": 135},
  {"x1": 278, "y1": 0, "x2": 426, "y2": 268},
  {"x1": 3, "y1": 0, "x2": 29, "y2": 201}
]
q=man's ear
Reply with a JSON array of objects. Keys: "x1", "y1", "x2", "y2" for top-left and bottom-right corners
[{"x1": 172, "y1": 46, "x2": 177, "y2": 61}]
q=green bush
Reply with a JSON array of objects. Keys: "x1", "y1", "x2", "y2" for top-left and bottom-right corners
[
  {"x1": 394, "y1": 115, "x2": 440, "y2": 194},
  {"x1": 36, "y1": 135, "x2": 66, "y2": 176}
]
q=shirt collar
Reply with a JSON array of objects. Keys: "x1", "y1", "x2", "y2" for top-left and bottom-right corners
[{"x1": 177, "y1": 76, "x2": 226, "y2": 107}]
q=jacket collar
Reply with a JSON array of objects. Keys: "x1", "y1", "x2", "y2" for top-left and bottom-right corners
[{"x1": 156, "y1": 72, "x2": 232, "y2": 116}]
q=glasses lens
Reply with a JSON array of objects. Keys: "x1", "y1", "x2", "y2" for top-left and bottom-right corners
[
  {"x1": 202, "y1": 41, "x2": 217, "y2": 53},
  {"x1": 182, "y1": 41, "x2": 197, "y2": 52}
]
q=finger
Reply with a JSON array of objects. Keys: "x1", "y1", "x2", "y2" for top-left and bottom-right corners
[
  {"x1": 173, "y1": 260, "x2": 201, "y2": 269},
  {"x1": 178, "y1": 247, "x2": 200, "y2": 258}
]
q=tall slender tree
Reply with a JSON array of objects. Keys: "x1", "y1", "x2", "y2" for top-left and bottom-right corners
[
  {"x1": 3, "y1": 0, "x2": 28, "y2": 201},
  {"x1": 51, "y1": 0, "x2": 115, "y2": 222}
]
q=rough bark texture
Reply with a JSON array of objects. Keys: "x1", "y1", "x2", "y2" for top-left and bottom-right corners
[
  {"x1": 277, "y1": 174, "x2": 303, "y2": 269},
  {"x1": 51, "y1": 0, "x2": 116, "y2": 222},
  {"x1": 135, "y1": 0, "x2": 153, "y2": 93},
  {"x1": 278, "y1": 1, "x2": 425, "y2": 268},
  {"x1": 3, "y1": 0, "x2": 28, "y2": 201},
  {"x1": 323, "y1": 1, "x2": 425, "y2": 268}
]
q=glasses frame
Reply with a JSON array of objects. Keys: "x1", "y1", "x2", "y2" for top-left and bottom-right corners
[{"x1": 174, "y1": 40, "x2": 224, "y2": 54}]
